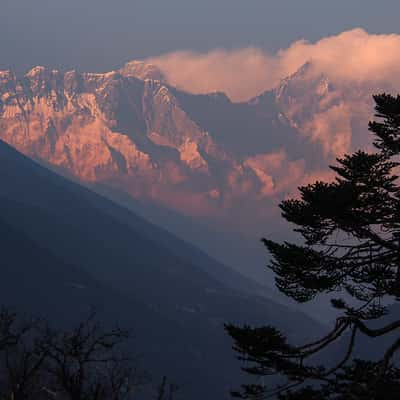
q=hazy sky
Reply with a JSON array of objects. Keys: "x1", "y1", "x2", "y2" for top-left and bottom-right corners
[{"x1": 1, "y1": 0, "x2": 400, "y2": 74}]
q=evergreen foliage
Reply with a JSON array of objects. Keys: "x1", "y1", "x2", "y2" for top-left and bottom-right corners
[{"x1": 226, "y1": 94, "x2": 400, "y2": 399}]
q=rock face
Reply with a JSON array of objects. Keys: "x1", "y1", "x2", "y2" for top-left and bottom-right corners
[
  {"x1": 254, "y1": 61, "x2": 380, "y2": 160},
  {"x1": 0, "y1": 63, "x2": 305, "y2": 228},
  {"x1": 0, "y1": 60, "x2": 379, "y2": 230},
  {"x1": 120, "y1": 60, "x2": 166, "y2": 81}
]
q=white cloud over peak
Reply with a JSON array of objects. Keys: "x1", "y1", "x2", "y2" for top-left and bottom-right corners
[{"x1": 147, "y1": 28, "x2": 400, "y2": 101}]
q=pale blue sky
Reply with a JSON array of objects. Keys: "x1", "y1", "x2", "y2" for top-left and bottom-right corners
[{"x1": 1, "y1": 0, "x2": 399, "y2": 73}]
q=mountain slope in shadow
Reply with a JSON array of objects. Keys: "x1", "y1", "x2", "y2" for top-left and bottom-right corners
[{"x1": 0, "y1": 140, "x2": 323, "y2": 399}]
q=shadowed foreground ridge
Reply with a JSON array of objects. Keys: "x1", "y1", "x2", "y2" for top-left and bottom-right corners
[
  {"x1": 226, "y1": 94, "x2": 400, "y2": 399},
  {"x1": 0, "y1": 139, "x2": 323, "y2": 399}
]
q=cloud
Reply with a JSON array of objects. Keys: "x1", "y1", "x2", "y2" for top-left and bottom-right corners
[
  {"x1": 147, "y1": 28, "x2": 400, "y2": 102},
  {"x1": 302, "y1": 102, "x2": 353, "y2": 157},
  {"x1": 146, "y1": 48, "x2": 287, "y2": 102},
  {"x1": 141, "y1": 28, "x2": 400, "y2": 226}
]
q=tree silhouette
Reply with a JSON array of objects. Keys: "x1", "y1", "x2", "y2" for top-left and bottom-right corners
[
  {"x1": 40, "y1": 313, "x2": 143, "y2": 400},
  {"x1": 0, "y1": 309, "x2": 48, "y2": 400},
  {"x1": 155, "y1": 376, "x2": 179, "y2": 400},
  {"x1": 226, "y1": 94, "x2": 400, "y2": 399},
  {"x1": 0, "y1": 309, "x2": 146, "y2": 400}
]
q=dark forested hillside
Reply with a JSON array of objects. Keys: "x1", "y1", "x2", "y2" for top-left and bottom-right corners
[{"x1": 0, "y1": 140, "x2": 323, "y2": 399}]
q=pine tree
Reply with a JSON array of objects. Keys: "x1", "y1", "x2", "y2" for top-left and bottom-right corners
[{"x1": 226, "y1": 94, "x2": 400, "y2": 399}]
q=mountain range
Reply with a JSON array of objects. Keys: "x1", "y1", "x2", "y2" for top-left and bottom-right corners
[
  {"x1": 0, "y1": 61, "x2": 317, "y2": 232},
  {"x1": 0, "y1": 54, "x2": 394, "y2": 397},
  {"x1": 0, "y1": 59, "x2": 384, "y2": 298}
]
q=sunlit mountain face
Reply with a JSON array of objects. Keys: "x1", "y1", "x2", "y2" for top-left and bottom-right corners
[
  {"x1": 1, "y1": 29, "x2": 399, "y2": 239},
  {"x1": 0, "y1": 63, "x2": 299, "y2": 233}
]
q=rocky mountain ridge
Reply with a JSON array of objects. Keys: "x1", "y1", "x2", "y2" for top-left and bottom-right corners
[
  {"x1": 0, "y1": 59, "x2": 380, "y2": 231},
  {"x1": 0, "y1": 62, "x2": 306, "y2": 229}
]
